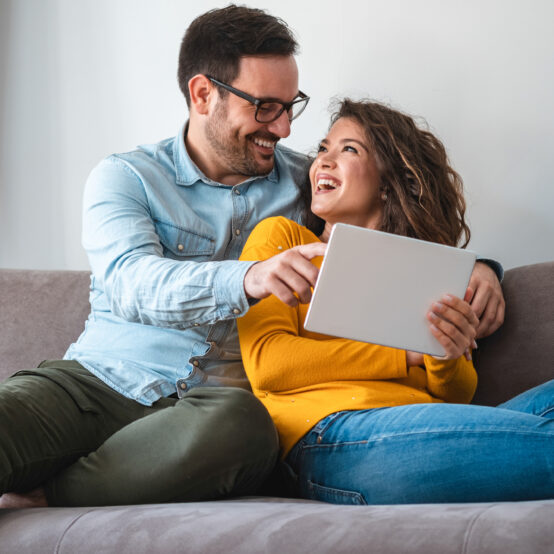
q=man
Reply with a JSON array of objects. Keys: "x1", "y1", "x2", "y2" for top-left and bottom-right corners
[{"x1": 0, "y1": 5, "x2": 504, "y2": 508}]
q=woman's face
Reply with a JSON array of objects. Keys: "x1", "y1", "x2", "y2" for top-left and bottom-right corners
[{"x1": 309, "y1": 117, "x2": 383, "y2": 230}]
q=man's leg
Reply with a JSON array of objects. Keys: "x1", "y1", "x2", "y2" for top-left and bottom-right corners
[
  {"x1": 46, "y1": 387, "x2": 279, "y2": 506},
  {"x1": 0, "y1": 361, "x2": 132, "y2": 501},
  {"x1": 286, "y1": 402, "x2": 554, "y2": 505}
]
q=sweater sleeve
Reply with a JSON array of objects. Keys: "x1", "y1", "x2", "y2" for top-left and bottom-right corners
[
  {"x1": 238, "y1": 218, "x2": 408, "y2": 393},
  {"x1": 423, "y1": 354, "x2": 478, "y2": 404}
]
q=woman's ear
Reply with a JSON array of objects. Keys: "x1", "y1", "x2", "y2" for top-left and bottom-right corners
[{"x1": 188, "y1": 74, "x2": 216, "y2": 116}]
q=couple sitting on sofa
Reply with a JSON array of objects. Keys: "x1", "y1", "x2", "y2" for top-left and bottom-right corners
[{"x1": 1, "y1": 5, "x2": 552, "y2": 509}]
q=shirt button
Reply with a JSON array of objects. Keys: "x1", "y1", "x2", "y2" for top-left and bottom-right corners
[
  {"x1": 193, "y1": 360, "x2": 199, "y2": 367},
  {"x1": 232, "y1": 308, "x2": 240, "y2": 315},
  {"x1": 193, "y1": 323, "x2": 200, "y2": 327},
  {"x1": 233, "y1": 189, "x2": 241, "y2": 195},
  {"x1": 177, "y1": 244, "x2": 184, "y2": 251},
  {"x1": 180, "y1": 382, "x2": 187, "y2": 390},
  {"x1": 235, "y1": 229, "x2": 241, "y2": 236}
]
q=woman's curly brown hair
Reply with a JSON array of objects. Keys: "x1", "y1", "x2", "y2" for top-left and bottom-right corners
[{"x1": 303, "y1": 99, "x2": 471, "y2": 248}]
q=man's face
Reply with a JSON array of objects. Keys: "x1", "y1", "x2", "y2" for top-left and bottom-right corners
[{"x1": 204, "y1": 55, "x2": 299, "y2": 180}]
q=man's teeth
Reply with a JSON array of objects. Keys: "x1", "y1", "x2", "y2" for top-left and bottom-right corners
[
  {"x1": 253, "y1": 137, "x2": 275, "y2": 149},
  {"x1": 317, "y1": 178, "x2": 340, "y2": 190}
]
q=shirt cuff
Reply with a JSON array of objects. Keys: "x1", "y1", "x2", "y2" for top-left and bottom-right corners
[
  {"x1": 213, "y1": 259, "x2": 258, "y2": 319},
  {"x1": 475, "y1": 258, "x2": 504, "y2": 282}
]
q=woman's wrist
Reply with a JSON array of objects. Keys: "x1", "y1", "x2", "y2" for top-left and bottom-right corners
[{"x1": 406, "y1": 350, "x2": 424, "y2": 367}]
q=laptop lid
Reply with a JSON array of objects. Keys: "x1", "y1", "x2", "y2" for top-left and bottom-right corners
[{"x1": 303, "y1": 223, "x2": 476, "y2": 357}]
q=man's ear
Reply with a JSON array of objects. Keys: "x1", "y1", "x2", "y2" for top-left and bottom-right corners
[{"x1": 188, "y1": 74, "x2": 216, "y2": 116}]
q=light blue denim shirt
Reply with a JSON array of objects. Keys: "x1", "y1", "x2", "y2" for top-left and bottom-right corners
[{"x1": 65, "y1": 124, "x2": 310, "y2": 405}]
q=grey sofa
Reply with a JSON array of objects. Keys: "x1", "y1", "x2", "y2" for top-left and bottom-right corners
[{"x1": 0, "y1": 262, "x2": 553, "y2": 554}]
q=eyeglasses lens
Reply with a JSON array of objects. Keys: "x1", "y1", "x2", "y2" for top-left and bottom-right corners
[{"x1": 256, "y1": 97, "x2": 309, "y2": 123}]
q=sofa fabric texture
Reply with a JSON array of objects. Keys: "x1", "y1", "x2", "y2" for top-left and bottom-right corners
[{"x1": 0, "y1": 262, "x2": 553, "y2": 553}]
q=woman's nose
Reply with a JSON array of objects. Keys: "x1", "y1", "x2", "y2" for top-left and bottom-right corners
[{"x1": 318, "y1": 151, "x2": 336, "y2": 168}]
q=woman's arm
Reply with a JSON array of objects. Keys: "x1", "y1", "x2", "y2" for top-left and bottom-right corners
[
  {"x1": 424, "y1": 355, "x2": 477, "y2": 404},
  {"x1": 238, "y1": 218, "x2": 408, "y2": 393},
  {"x1": 422, "y1": 294, "x2": 479, "y2": 403}
]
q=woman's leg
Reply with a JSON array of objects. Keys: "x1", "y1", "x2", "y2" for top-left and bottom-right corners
[
  {"x1": 497, "y1": 379, "x2": 554, "y2": 417},
  {"x1": 286, "y1": 402, "x2": 554, "y2": 505}
]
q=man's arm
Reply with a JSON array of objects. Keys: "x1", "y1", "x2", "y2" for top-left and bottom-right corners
[
  {"x1": 243, "y1": 242, "x2": 326, "y2": 306},
  {"x1": 83, "y1": 158, "x2": 256, "y2": 329},
  {"x1": 467, "y1": 261, "x2": 505, "y2": 339}
]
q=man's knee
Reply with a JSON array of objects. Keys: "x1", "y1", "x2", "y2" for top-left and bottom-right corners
[
  {"x1": 181, "y1": 386, "x2": 279, "y2": 457},
  {"x1": 169, "y1": 387, "x2": 280, "y2": 489}
]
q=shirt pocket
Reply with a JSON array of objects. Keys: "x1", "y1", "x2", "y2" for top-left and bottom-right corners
[{"x1": 154, "y1": 220, "x2": 216, "y2": 261}]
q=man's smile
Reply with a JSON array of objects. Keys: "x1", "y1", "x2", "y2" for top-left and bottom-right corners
[{"x1": 250, "y1": 135, "x2": 278, "y2": 155}]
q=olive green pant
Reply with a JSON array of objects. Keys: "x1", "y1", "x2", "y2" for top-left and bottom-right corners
[{"x1": 0, "y1": 361, "x2": 278, "y2": 506}]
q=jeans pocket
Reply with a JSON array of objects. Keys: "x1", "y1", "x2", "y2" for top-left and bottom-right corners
[{"x1": 307, "y1": 479, "x2": 367, "y2": 505}]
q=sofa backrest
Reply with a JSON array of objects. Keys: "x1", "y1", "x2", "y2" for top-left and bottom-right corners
[
  {"x1": 473, "y1": 260, "x2": 554, "y2": 405},
  {"x1": 0, "y1": 263, "x2": 553, "y2": 405},
  {"x1": 0, "y1": 269, "x2": 91, "y2": 380}
]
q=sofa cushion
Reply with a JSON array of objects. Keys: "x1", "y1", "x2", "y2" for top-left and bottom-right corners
[{"x1": 1, "y1": 498, "x2": 553, "y2": 554}]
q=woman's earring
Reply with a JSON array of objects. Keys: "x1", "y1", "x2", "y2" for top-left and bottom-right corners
[{"x1": 381, "y1": 191, "x2": 388, "y2": 201}]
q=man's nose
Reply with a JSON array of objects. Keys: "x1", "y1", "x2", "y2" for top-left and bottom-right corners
[{"x1": 266, "y1": 111, "x2": 291, "y2": 139}]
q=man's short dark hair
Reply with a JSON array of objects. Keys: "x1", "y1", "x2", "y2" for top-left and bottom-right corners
[{"x1": 178, "y1": 4, "x2": 298, "y2": 107}]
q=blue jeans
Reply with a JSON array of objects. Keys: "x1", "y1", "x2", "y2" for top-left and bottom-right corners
[{"x1": 285, "y1": 380, "x2": 554, "y2": 504}]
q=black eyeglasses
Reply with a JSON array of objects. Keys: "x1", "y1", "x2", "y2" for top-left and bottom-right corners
[{"x1": 205, "y1": 75, "x2": 310, "y2": 123}]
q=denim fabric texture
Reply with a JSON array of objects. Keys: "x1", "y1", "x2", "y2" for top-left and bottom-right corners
[
  {"x1": 65, "y1": 123, "x2": 309, "y2": 405},
  {"x1": 286, "y1": 379, "x2": 554, "y2": 504}
]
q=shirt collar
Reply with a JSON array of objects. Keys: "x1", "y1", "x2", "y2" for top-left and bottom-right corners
[{"x1": 173, "y1": 122, "x2": 279, "y2": 187}]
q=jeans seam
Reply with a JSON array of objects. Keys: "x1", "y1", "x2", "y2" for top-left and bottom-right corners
[
  {"x1": 307, "y1": 479, "x2": 367, "y2": 505},
  {"x1": 304, "y1": 428, "x2": 554, "y2": 450}
]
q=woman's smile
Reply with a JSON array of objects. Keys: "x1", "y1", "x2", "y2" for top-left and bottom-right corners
[{"x1": 314, "y1": 173, "x2": 342, "y2": 193}]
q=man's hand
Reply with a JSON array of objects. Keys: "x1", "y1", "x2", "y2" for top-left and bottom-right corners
[
  {"x1": 466, "y1": 262, "x2": 505, "y2": 339},
  {"x1": 244, "y1": 243, "x2": 327, "y2": 307}
]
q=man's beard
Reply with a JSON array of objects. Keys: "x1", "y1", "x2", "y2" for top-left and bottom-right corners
[{"x1": 205, "y1": 100, "x2": 278, "y2": 177}]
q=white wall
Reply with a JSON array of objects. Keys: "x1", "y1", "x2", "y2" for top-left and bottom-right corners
[{"x1": 1, "y1": 0, "x2": 553, "y2": 270}]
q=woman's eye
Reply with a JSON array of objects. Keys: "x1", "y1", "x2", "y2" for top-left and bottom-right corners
[
  {"x1": 317, "y1": 144, "x2": 327, "y2": 153},
  {"x1": 343, "y1": 145, "x2": 358, "y2": 153}
]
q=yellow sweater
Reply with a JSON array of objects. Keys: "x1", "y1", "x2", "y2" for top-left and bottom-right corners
[{"x1": 238, "y1": 217, "x2": 477, "y2": 457}]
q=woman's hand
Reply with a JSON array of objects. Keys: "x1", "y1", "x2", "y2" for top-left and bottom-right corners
[{"x1": 426, "y1": 292, "x2": 479, "y2": 360}]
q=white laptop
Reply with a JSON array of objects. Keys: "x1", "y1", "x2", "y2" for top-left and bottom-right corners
[{"x1": 303, "y1": 223, "x2": 476, "y2": 357}]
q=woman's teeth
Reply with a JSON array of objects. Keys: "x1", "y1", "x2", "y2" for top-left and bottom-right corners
[{"x1": 317, "y1": 178, "x2": 340, "y2": 191}]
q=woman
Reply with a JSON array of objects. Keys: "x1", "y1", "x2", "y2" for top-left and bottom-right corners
[{"x1": 238, "y1": 99, "x2": 554, "y2": 505}]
